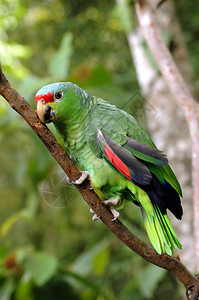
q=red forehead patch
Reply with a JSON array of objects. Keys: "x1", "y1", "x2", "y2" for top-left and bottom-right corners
[{"x1": 35, "y1": 92, "x2": 54, "y2": 103}]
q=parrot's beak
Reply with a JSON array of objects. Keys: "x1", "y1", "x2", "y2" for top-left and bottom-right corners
[{"x1": 36, "y1": 100, "x2": 57, "y2": 124}]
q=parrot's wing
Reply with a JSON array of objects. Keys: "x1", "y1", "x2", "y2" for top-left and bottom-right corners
[
  {"x1": 97, "y1": 129, "x2": 152, "y2": 185},
  {"x1": 86, "y1": 101, "x2": 182, "y2": 196},
  {"x1": 95, "y1": 129, "x2": 182, "y2": 219},
  {"x1": 96, "y1": 129, "x2": 170, "y2": 185},
  {"x1": 124, "y1": 137, "x2": 168, "y2": 166},
  {"x1": 124, "y1": 136, "x2": 182, "y2": 196}
]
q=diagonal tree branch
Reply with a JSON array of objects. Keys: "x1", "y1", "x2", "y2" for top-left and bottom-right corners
[
  {"x1": 191, "y1": 275, "x2": 199, "y2": 300},
  {"x1": 0, "y1": 65, "x2": 196, "y2": 287},
  {"x1": 136, "y1": 0, "x2": 199, "y2": 272}
]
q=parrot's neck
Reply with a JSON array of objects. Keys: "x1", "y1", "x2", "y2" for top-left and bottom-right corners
[{"x1": 53, "y1": 98, "x2": 94, "y2": 153}]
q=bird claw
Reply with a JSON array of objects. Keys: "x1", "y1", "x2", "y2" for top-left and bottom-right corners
[
  {"x1": 92, "y1": 214, "x2": 100, "y2": 221},
  {"x1": 66, "y1": 171, "x2": 93, "y2": 188},
  {"x1": 103, "y1": 197, "x2": 120, "y2": 221},
  {"x1": 90, "y1": 208, "x2": 100, "y2": 221},
  {"x1": 90, "y1": 197, "x2": 120, "y2": 222},
  {"x1": 71, "y1": 171, "x2": 92, "y2": 185},
  {"x1": 66, "y1": 175, "x2": 72, "y2": 184},
  {"x1": 110, "y1": 208, "x2": 119, "y2": 221}
]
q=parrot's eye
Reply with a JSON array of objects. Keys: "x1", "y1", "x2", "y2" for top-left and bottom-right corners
[{"x1": 55, "y1": 91, "x2": 64, "y2": 101}]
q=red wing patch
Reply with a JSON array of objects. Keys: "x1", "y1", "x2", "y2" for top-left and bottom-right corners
[
  {"x1": 97, "y1": 129, "x2": 152, "y2": 185},
  {"x1": 35, "y1": 92, "x2": 54, "y2": 104},
  {"x1": 104, "y1": 145, "x2": 132, "y2": 180}
]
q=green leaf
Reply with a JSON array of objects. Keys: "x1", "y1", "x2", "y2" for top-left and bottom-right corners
[
  {"x1": 15, "y1": 272, "x2": 33, "y2": 300},
  {"x1": 0, "y1": 279, "x2": 15, "y2": 300},
  {"x1": 71, "y1": 240, "x2": 110, "y2": 276},
  {"x1": 0, "y1": 210, "x2": 30, "y2": 236},
  {"x1": 22, "y1": 252, "x2": 57, "y2": 286},
  {"x1": 48, "y1": 32, "x2": 73, "y2": 79},
  {"x1": 115, "y1": 0, "x2": 134, "y2": 32},
  {"x1": 92, "y1": 246, "x2": 110, "y2": 276},
  {"x1": 138, "y1": 264, "x2": 166, "y2": 298}
]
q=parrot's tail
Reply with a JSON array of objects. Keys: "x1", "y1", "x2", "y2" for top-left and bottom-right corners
[{"x1": 141, "y1": 203, "x2": 182, "y2": 255}]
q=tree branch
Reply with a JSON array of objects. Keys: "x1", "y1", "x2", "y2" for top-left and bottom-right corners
[
  {"x1": 191, "y1": 276, "x2": 199, "y2": 300},
  {"x1": 136, "y1": 0, "x2": 199, "y2": 273},
  {"x1": 0, "y1": 66, "x2": 196, "y2": 287}
]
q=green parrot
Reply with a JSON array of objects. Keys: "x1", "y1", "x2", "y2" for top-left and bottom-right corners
[{"x1": 35, "y1": 82, "x2": 183, "y2": 255}]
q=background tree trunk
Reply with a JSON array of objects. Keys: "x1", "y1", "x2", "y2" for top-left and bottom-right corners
[{"x1": 126, "y1": 0, "x2": 195, "y2": 270}]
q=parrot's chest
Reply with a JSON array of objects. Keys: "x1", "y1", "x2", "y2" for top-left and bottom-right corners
[
  {"x1": 67, "y1": 134, "x2": 129, "y2": 195},
  {"x1": 73, "y1": 145, "x2": 109, "y2": 180},
  {"x1": 72, "y1": 144, "x2": 128, "y2": 194}
]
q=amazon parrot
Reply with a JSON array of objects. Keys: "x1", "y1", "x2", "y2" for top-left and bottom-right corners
[{"x1": 35, "y1": 82, "x2": 183, "y2": 255}]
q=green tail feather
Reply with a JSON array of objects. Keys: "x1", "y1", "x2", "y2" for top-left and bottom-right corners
[{"x1": 141, "y1": 204, "x2": 182, "y2": 255}]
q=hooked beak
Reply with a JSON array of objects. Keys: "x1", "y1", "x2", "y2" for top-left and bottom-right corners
[{"x1": 36, "y1": 100, "x2": 57, "y2": 124}]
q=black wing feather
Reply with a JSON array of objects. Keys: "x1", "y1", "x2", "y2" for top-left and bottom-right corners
[
  {"x1": 125, "y1": 137, "x2": 168, "y2": 165},
  {"x1": 97, "y1": 130, "x2": 152, "y2": 185}
]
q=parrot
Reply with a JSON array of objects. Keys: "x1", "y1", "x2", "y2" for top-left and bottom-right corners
[{"x1": 35, "y1": 82, "x2": 183, "y2": 255}]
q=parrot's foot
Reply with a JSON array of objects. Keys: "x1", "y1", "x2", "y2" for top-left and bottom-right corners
[
  {"x1": 103, "y1": 197, "x2": 120, "y2": 207},
  {"x1": 72, "y1": 171, "x2": 92, "y2": 185},
  {"x1": 90, "y1": 209, "x2": 100, "y2": 221},
  {"x1": 66, "y1": 171, "x2": 93, "y2": 188},
  {"x1": 66, "y1": 175, "x2": 72, "y2": 185},
  {"x1": 103, "y1": 197, "x2": 120, "y2": 221},
  {"x1": 90, "y1": 208, "x2": 119, "y2": 221},
  {"x1": 90, "y1": 197, "x2": 120, "y2": 222},
  {"x1": 110, "y1": 208, "x2": 119, "y2": 221}
]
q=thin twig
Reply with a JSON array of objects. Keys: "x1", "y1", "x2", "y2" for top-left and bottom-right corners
[
  {"x1": 0, "y1": 66, "x2": 196, "y2": 287},
  {"x1": 136, "y1": 0, "x2": 199, "y2": 270}
]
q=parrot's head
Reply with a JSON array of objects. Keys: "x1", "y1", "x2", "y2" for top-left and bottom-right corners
[{"x1": 35, "y1": 82, "x2": 91, "y2": 124}]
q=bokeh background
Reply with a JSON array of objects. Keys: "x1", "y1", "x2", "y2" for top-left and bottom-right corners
[{"x1": 0, "y1": 0, "x2": 198, "y2": 299}]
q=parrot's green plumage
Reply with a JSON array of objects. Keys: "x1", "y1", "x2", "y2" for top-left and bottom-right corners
[{"x1": 35, "y1": 82, "x2": 183, "y2": 255}]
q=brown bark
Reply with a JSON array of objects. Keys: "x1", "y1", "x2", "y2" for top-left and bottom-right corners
[{"x1": 191, "y1": 275, "x2": 199, "y2": 300}]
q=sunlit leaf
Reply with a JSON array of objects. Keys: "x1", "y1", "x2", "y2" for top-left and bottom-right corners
[
  {"x1": 115, "y1": 0, "x2": 134, "y2": 32},
  {"x1": 92, "y1": 246, "x2": 110, "y2": 276},
  {"x1": 15, "y1": 272, "x2": 33, "y2": 300},
  {"x1": 71, "y1": 240, "x2": 110, "y2": 276},
  {"x1": 22, "y1": 252, "x2": 57, "y2": 286},
  {"x1": 0, "y1": 210, "x2": 30, "y2": 236},
  {"x1": 0, "y1": 279, "x2": 15, "y2": 300},
  {"x1": 48, "y1": 32, "x2": 73, "y2": 79}
]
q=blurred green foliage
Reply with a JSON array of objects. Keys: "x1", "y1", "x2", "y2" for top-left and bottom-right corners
[{"x1": 0, "y1": 0, "x2": 197, "y2": 299}]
